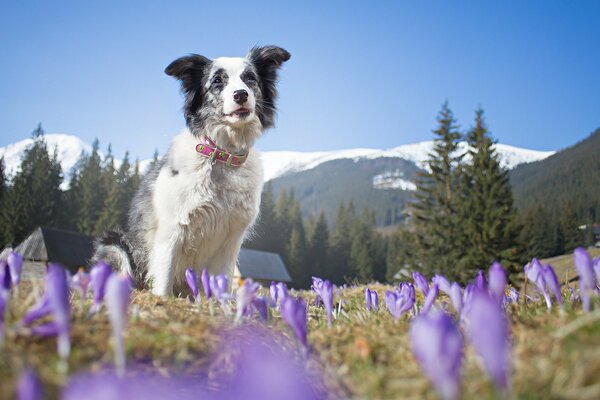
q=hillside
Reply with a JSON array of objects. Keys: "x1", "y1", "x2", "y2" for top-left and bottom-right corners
[{"x1": 510, "y1": 128, "x2": 600, "y2": 221}]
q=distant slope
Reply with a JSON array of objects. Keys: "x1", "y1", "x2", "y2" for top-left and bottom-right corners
[{"x1": 510, "y1": 127, "x2": 600, "y2": 218}]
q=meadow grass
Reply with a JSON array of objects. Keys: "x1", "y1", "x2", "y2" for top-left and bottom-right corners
[{"x1": 2, "y1": 274, "x2": 600, "y2": 399}]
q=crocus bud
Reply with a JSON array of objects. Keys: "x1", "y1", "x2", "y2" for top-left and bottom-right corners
[
  {"x1": 8, "y1": 251, "x2": 24, "y2": 287},
  {"x1": 280, "y1": 295, "x2": 308, "y2": 349},
  {"x1": 365, "y1": 288, "x2": 372, "y2": 311},
  {"x1": 488, "y1": 262, "x2": 507, "y2": 305},
  {"x1": 89, "y1": 261, "x2": 112, "y2": 314},
  {"x1": 46, "y1": 263, "x2": 71, "y2": 360},
  {"x1": 541, "y1": 265, "x2": 562, "y2": 307},
  {"x1": 410, "y1": 311, "x2": 463, "y2": 400},
  {"x1": 185, "y1": 268, "x2": 199, "y2": 300},
  {"x1": 421, "y1": 284, "x2": 439, "y2": 315},
  {"x1": 313, "y1": 278, "x2": 334, "y2": 326},
  {"x1": 105, "y1": 273, "x2": 132, "y2": 376},
  {"x1": 574, "y1": 247, "x2": 595, "y2": 312},
  {"x1": 270, "y1": 281, "x2": 278, "y2": 303},
  {"x1": 370, "y1": 289, "x2": 379, "y2": 311},
  {"x1": 201, "y1": 268, "x2": 211, "y2": 299},
  {"x1": 413, "y1": 272, "x2": 430, "y2": 296},
  {"x1": 432, "y1": 275, "x2": 451, "y2": 294},
  {"x1": 467, "y1": 290, "x2": 510, "y2": 391},
  {"x1": 235, "y1": 279, "x2": 260, "y2": 322},
  {"x1": 449, "y1": 283, "x2": 463, "y2": 315},
  {"x1": 17, "y1": 369, "x2": 43, "y2": 400}
]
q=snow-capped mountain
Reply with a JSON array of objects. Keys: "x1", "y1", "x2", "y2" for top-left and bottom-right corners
[
  {"x1": 0, "y1": 134, "x2": 152, "y2": 188},
  {"x1": 0, "y1": 133, "x2": 554, "y2": 186},
  {"x1": 259, "y1": 141, "x2": 554, "y2": 182}
]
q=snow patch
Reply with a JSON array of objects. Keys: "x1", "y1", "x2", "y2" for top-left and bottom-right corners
[{"x1": 372, "y1": 170, "x2": 417, "y2": 191}]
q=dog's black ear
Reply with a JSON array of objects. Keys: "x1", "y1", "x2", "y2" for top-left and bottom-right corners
[
  {"x1": 247, "y1": 46, "x2": 291, "y2": 129},
  {"x1": 165, "y1": 54, "x2": 211, "y2": 94}
]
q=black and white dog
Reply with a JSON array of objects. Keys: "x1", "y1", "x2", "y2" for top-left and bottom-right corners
[{"x1": 93, "y1": 46, "x2": 290, "y2": 296}]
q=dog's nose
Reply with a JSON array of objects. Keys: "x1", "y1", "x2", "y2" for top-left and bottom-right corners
[{"x1": 233, "y1": 89, "x2": 248, "y2": 105}]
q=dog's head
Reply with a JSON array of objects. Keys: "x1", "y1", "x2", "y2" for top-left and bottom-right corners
[{"x1": 166, "y1": 46, "x2": 290, "y2": 150}]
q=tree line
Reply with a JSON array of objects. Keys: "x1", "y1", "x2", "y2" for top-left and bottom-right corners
[{"x1": 0, "y1": 124, "x2": 155, "y2": 246}]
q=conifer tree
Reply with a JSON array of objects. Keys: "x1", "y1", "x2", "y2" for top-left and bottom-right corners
[
  {"x1": 328, "y1": 201, "x2": 356, "y2": 284},
  {"x1": 75, "y1": 139, "x2": 104, "y2": 235},
  {"x1": 411, "y1": 102, "x2": 466, "y2": 279},
  {"x1": 307, "y1": 211, "x2": 330, "y2": 280},
  {"x1": 558, "y1": 201, "x2": 582, "y2": 252},
  {"x1": 94, "y1": 145, "x2": 120, "y2": 234},
  {"x1": 458, "y1": 108, "x2": 523, "y2": 279},
  {"x1": 0, "y1": 124, "x2": 63, "y2": 244},
  {"x1": 248, "y1": 182, "x2": 278, "y2": 253}
]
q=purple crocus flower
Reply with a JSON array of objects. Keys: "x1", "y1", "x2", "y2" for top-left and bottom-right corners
[
  {"x1": 365, "y1": 288, "x2": 372, "y2": 310},
  {"x1": 0, "y1": 292, "x2": 6, "y2": 343},
  {"x1": 200, "y1": 268, "x2": 211, "y2": 299},
  {"x1": 41, "y1": 263, "x2": 71, "y2": 360},
  {"x1": 71, "y1": 268, "x2": 91, "y2": 310},
  {"x1": 312, "y1": 278, "x2": 334, "y2": 326},
  {"x1": 0, "y1": 260, "x2": 11, "y2": 292},
  {"x1": 413, "y1": 272, "x2": 430, "y2": 296},
  {"x1": 270, "y1": 281, "x2": 278, "y2": 303},
  {"x1": 421, "y1": 284, "x2": 439, "y2": 315},
  {"x1": 184, "y1": 268, "x2": 199, "y2": 300},
  {"x1": 209, "y1": 274, "x2": 229, "y2": 301},
  {"x1": 89, "y1": 261, "x2": 112, "y2": 314},
  {"x1": 17, "y1": 369, "x2": 43, "y2": 400},
  {"x1": 252, "y1": 296, "x2": 269, "y2": 321},
  {"x1": 449, "y1": 283, "x2": 463, "y2": 315},
  {"x1": 467, "y1": 290, "x2": 510, "y2": 391},
  {"x1": 235, "y1": 279, "x2": 260, "y2": 322},
  {"x1": 410, "y1": 311, "x2": 463, "y2": 400},
  {"x1": 524, "y1": 259, "x2": 552, "y2": 309},
  {"x1": 7, "y1": 251, "x2": 24, "y2": 287},
  {"x1": 541, "y1": 265, "x2": 562, "y2": 307},
  {"x1": 280, "y1": 295, "x2": 308, "y2": 349},
  {"x1": 475, "y1": 270, "x2": 487, "y2": 291},
  {"x1": 105, "y1": 273, "x2": 132, "y2": 375},
  {"x1": 432, "y1": 275, "x2": 451, "y2": 294},
  {"x1": 365, "y1": 288, "x2": 380, "y2": 312},
  {"x1": 574, "y1": 247, "x2": 596, "y2": 312},
  {"x1": 488, "y1": 262, "x2": 506, "y2": 305},
  {"x1": 385, "y1": 283, "x2": 415, "y2": 321},
  {"x1": 276, "y1": 282, "x2": 288, "y2": 302}
]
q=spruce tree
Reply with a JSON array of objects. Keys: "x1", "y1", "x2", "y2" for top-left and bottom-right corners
[
  {"x1": 411, "y1": 102, "x2": 465, "y2": 279},
  {"x1": 76, "y1": 139, "x2": 104, "y2": 235},
  {"x1": 458, "y1": 108, "x2": 523, "y2": 279},
  {"x1": 94, "y1": 145, "x2": 121, "y2": 234},
  {"x1": 116, "y1": 152, "x2": 134, "y2": 228},
  {"x1": 558, "y1": 201, "x2": 582, "y2": 252},
  {"x1": 328, "y1": 201, "x2": 355, "y2": 284},
  {"x1": 247, "y1": 181, "x2": 278, "y2": 252},
  {"x1": 0, "y1": 124, "x2": 63, "y2": 244},
  {"x1": 307, "y1": 211, "x2": 330, "y2": 280}
]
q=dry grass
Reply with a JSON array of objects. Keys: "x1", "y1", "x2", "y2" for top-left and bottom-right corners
[{"x1": 2, "y1": 278, "x2": 600, "y2": 399}]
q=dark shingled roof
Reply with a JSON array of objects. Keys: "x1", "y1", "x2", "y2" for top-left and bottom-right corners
[
  {"x1": 237, "y1": 248, "x2": 291, "y2": 282},
  {"x1": 15, "y1": 227, "x2": 95, "y2": 272}
]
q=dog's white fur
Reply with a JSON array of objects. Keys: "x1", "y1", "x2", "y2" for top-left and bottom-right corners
[{"x1": 148, "y1": 131, "x2": 263, "y2": 296}]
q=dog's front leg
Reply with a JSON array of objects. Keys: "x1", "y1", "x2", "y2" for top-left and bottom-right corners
[{"x1": 147, "y1": 226, "x2": 180, "y2": 296}]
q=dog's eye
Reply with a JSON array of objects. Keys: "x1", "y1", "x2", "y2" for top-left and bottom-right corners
[
  {"x1": 246, "y1": 74, "x2": 256, "y2": 82},
  {"x1": 212, "y1": 77, "x2": 223, "y2": 85}
]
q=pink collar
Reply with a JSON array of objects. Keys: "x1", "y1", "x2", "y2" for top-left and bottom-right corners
[{"x1": 195, "y1": 136, "x2": 248, "y2": 167}]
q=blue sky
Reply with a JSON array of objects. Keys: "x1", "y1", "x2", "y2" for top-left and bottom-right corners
[{"x1": 1, "y1": 1, "x2": 599, "y2": 159}]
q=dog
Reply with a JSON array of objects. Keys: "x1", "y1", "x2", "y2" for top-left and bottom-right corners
[{"x1": 93, "y1": 46, "x2": 291, "y2": 296}]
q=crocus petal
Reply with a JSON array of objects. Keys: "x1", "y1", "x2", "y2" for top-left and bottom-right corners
[
  {"x1": 365, "y1": 288, "x2": 372, "y2": 311},
  {"x1": 22, "y1": 296, "x2": 52, "y2": 326},
  {"x1": 184, "y1": 268, "x2": 199, "y2": 299},
  {"x1": 370, "y1": 290, "x2": 379, "y2": 311},
  {"x1": 421, "y1": 284, "x2": 439, "y2": 314},
  {"x1": 475, "y1": 270, "x2": 487, "y2": 291},
  {"x1": 488, "y1": 262, "x2": 507, "y2": 305},
  {"x1": 0, "y1": 260, "x2": 12, "y2": 291},
  {"x1": 270, "y1": 281, "x2": 278, "y2": 303},
  {"x1": 201, "y1": 268, "x2": 211, "y2": 299},
  {"x1": 17, "y1": 369, "x2": 44, "y2": 400},
  {"x1": 410, "y1": 311, "x2": 463, "y2": 400},
  {"x1": 313, "y1": 278, "x2": 334, "y2": 326},
  {"x1": 542, "y1": 265, "x2": 562, "y2": 306},
  {"x1": 235, "y1": 279, "x2": 260, "y2": 322},
  {"x1": 210, "y1": 274, "x2": 229, "y2": 301},
  {"x1": 280, "y1": 295, "x2": 308, "y2": 349},
  {"x1": 574, "y1": 247, "x2": 596, "y2": 312},
  {"x1": 8, "y1": 251, "x2": 24, "y2": 287},
  {"x1": 252, "y1": 296, "x2": 269, "y2": 321},
  {"x1": 90, "y1": 261, "x2": 113, "y2": 312},
  {"x1": 413, "y1": 272, "x2": 430, "y2": 296},
  {"x1": 449, "y1": 283, "x2": 463, "y2": 315},
  {"x1": 276, "y1": 282, "x2": 288, "y2": 301},
  {"x1": 46, "y1": 263, "x2": 71, "y2": 359},
  {"x1": 105, "y1": 273, "x2": 132, "y2": 375},
  {"x1": 432, "y1": 275, "x2": 451, "y2": 294},
  {"x1": 467, "y1": 290, "x2": 510, "y2": 391}
]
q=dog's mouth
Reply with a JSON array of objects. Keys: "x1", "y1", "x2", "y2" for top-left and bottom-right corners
[{"x1": 227, "y1": 108, "x2": 251, "y2": 118}]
